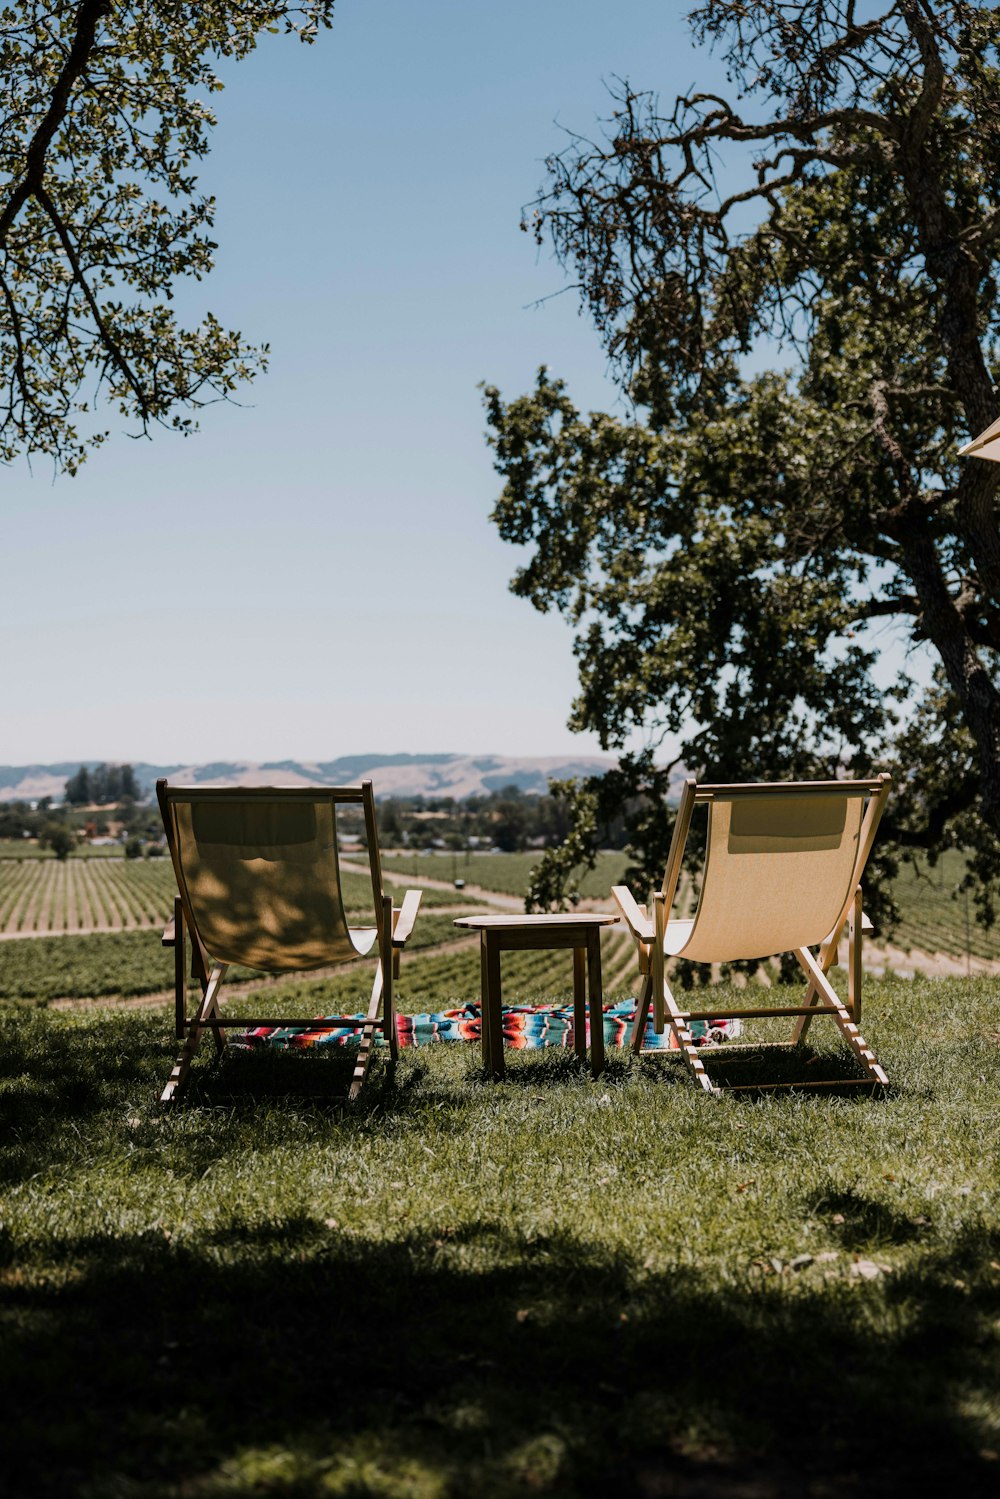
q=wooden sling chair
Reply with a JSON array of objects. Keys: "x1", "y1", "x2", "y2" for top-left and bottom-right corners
[
  {"x1": 157, "y1": 779, "x2": 421, "y2": 1104},
  {"x1": 612, "y1": 774, "x2": 892, "y2": 1095}
]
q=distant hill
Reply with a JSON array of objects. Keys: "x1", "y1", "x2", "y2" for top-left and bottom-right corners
[{"x1": 0, "y1": 753, "x2": 619, "y2": 804}]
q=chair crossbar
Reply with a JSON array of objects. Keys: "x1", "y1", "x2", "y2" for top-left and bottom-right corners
[
  {"x1": 160, "y1": 784, "x2": 367, "y2": 803},
  {"x1": 693, "y1": 778, "x2": 884, "y2": 800},
  {"x1": 678, "y1": 1004, "x2": 841, "y2": 1021},
  {"x1": 180, "y1": 1016, "x2": 380, "y2": 1030},
  {"x1": 706, "y1": 1077, "x2": 883, "y2": 1093}
]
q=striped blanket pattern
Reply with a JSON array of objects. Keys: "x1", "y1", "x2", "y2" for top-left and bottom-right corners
[{"x1": 237, "y1": 1000, "x2": 740, "y2": 1051}]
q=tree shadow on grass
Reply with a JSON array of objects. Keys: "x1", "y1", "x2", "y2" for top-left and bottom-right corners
[
  {"x1": 807, "y1": 1187, "x2": 927, "y2": 1251},
  {"x1": 1, "y1": 1221, "x2": 998, "y2": 1498},
  {"x1": 0, "y1": 1011, "x2": 169, "y2": 1181},
  {"x1": 1, "y1": 1012, "x2": 998, "y2": 1495},
  {"x1": 0, "y1": 1020, "x2": 890, "y2": 1196},
  {"x1": 188, "y1": 1039, "x2": 395, "y2": 1107},
  {"x1": 0, "y1": 1014, "x2": 403, "y2": 1170}
]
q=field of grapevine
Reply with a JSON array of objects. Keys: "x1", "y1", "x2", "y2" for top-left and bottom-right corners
[
  {"x1": 0, "y1": 841, "x2": 993, "y2": 1008},
  {"x1": 890, "y1": 848, "x2": 999, "y2": 963},
  {"x1": 0, "y1": 855, "x2": 176, "y2": 935},
  {"x1": 0, "y1": 857, "x2": 473, "y2": 938},
  {"x1": 389, "y1": 847, "x2": 1000, "y2": 965},
  {"x1": 0, "y1": 909, "x2": 638, "y2": 1007},
  {"x1": 2, "y1": 841, "x2": 997, "y2": 972}
]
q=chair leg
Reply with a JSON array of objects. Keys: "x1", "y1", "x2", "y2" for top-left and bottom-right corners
[
  {"x1": 629, "y1": 972, "x2": 653, "y2": 1054},
  {"x1": 382, "y1": 897, "x2": 398, "y2": 1062},
  {"x1": 631, "y1": 950, "x2": 716, "y2": 1093},
  {"x1": 652, "y1": 894, "x2": 666, "y2": 1033},
  {"x1": 351, "y1": 895, "x2": 399, "y2": 1100},
  {"x1": 794, "y1": 884, "x2": 864, "y2": 1044},
  {"x1": 173, "y1": 897, "x2": 186, "y2": 1041},
  {"x1": 662, "y1": 979, "x2": 719, "y2": 1095},
  {"x1": 848, "y1": 887, "x2": 863, "y2": 1023},
  {"x1": 792, "y1": 930, "x2": 839, "y2": 1046},
  {"x1": 207, "y1": 982, "x2": 228, "y2": 1056},
  {"x1": 794, "y1": 947, "x2": 887, "y2": 1088},
  {"x1": 349, "y1": 961, "x2": 385, "y2": 1100},
  {"x1": 161, "y1": 963, "x2": 227, "y2": 1104}
]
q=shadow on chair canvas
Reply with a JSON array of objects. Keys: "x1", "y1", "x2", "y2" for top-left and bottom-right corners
[{"x1": 157, "y1": 779, "x2": 420, "y2": 1104}]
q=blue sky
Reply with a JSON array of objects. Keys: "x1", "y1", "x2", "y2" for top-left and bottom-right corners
[{"x1": 4, "y1": 2, "x2": 725, "y2": 765}]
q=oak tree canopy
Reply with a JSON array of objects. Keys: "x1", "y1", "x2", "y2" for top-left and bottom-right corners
[
  {"x1": 485, "y1": 0, "x2": 1000, "y2": 925},
  {"x1": 0, "y1": 1, "x2": 335, "y2": 474}
]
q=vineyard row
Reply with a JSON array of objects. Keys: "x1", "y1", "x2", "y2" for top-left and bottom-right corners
[
  {"x1": 0, "y1": 859, "x2": 467, "y2": 938},
  {"x1": 0, "y1": 857, "x2": 176, "y2": 935},
  {"x1": 1, "y1": 850, "x2": 996, "y2": 966}
]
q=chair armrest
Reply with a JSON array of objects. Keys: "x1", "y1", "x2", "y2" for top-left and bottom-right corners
[
  {"x1": 162, "y1": 918, "x2": 176, "y2": 948},
  {"x1": 392, "y1": 889, "x2": 422, "y2": 948},
  {"x1": 612, "y1": 885, "x2": 654, "y2": 942}
]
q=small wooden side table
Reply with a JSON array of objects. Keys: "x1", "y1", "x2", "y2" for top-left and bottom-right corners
[{"x1": 452, "y1": 913, "x2": 619, "y2": 1078}]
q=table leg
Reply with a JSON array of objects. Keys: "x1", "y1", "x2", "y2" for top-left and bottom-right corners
[
  {"x1": 587, "y1": 927, "x2": 605, "y2": 1077},
  {"x1": 572, "y1": 947, "x2": 588, "y2": 1063},
  {"x1": 484, "y1": 932, "x2": 505, "y2": 1079},
  {"x1": 478, "y1": 932, "x2": 492, "y2": 1074}
]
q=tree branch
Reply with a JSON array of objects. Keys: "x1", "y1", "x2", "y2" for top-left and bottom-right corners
[
  {"x1": 0, "y1": 0, "x2": 111, "y2": 246},
  {"x1": 853, "y1": 595, "x2": 921, "y2": 621},
  {"x1": 33, "y1": 182, "x2": 150, "y2": 422},
  {"x1": 0, "y1": 272, "x2": 30, "y2": 415},
  {"x1": 881, "y1": 768, "x2": 980, "y2": 848}
]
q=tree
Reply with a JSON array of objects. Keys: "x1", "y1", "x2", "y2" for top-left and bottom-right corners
[
  {"x1": 485, "y1": 0, "x2": 1000, "y2": 922},
  {"x1": 78, "y1": 761, "x2": 140, "y2": 805},
  {"x1": 43, "y1": 822, "x2": 75, "y2": 859},
  {"x1": 490, "y1": 785, "x2": 530, "y2": 852},
  {"x1": 0, "y1": 801, "x2": 37, "y2": 838},
  {"x1": 379, "y1": 799, "x2": 403, "y2": 844},
  {"x1": 0, "y1": 1, "x2": 335, "y2": 475},
  {"x1": 64, "y1": 764, "x2": 91, "y2": 805}
]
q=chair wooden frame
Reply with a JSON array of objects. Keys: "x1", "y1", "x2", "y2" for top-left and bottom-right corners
[
  {"x1": 613, "y1": 775, "x2": 892, "y2": 1095},
  {"x1": 157, "y1": 779, "x2": 420, "y2": 1104}
]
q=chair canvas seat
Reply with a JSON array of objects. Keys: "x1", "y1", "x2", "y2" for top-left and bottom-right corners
[
  {"x1": 613, "y1": 775, "x2": 892, "y2": 1094},
  {"x1": 157, "y1": 779, "x2": 420, "y2": 1103}
]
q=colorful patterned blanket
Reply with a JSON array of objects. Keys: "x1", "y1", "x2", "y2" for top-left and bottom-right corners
[{"x1": 236, "y1": 1000, "x2": 740, "y2": 1052}]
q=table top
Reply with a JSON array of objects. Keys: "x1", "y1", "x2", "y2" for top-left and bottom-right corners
[{"x1": 453, "y1": 912, "x2": 619, "y2": 931}]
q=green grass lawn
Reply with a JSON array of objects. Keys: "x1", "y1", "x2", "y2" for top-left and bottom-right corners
[{"x1": 1, "y1": 954, "x2": 999, "y2": 1496}]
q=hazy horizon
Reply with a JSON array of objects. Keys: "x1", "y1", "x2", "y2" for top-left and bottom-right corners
[
  {"x1": 0, "y1": 749, "x2": 619, "y2": 771},
  {"x1": 0, "y1": 749, "x2": 623, "y2": 805}
]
